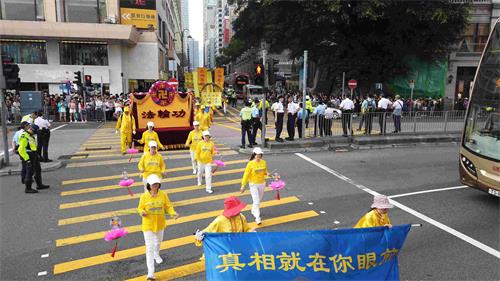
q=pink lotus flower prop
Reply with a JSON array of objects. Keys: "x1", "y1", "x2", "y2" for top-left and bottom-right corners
[
  {"x1": 104, "y1": 228, "x2": 128, "y2": 257},
  {"x1": 127, "y1": 148, "x2": 139, "y2": 154},
  {"x1": 118, "y1": 179, "x2": 135, "y2": 196},
  {"x1": 213, "y1": 160, "x2": 225, "y2": 167},
  {"x1": 269, "y1": 180, "x2": 286, "y2": 200}
]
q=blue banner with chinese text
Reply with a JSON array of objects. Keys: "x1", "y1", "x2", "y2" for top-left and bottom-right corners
[{"x1": 203, "y1": 225, "x2": 411, "y2": 280}]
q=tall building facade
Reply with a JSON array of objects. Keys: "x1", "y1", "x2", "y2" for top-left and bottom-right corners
[
  {"x1": 187, "y1": 38, "x2": 200, "y2": 70},
  {"x1": 445, "y1": 0, "x2": 500, "y2": 108},
  {"x1": 203, "y1": 0, "x2": 218, "y2": 68},
  {"x1": 0, "y1": 0, "x2": 182, "y2": 94}
]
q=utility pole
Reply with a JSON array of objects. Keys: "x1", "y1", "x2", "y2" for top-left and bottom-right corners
[
  {"x1": 342, "y1": 72, "x2": 345, "y2": 97},
  {"x1": 0, "y1": 60, "x2": 9, "y2": 166},
  {"x1": 301, "y1": 50, "x2": 308, "y2": 139},
  {"x1": 261, "y1": 48, "x2": 267, "y2": 147}
]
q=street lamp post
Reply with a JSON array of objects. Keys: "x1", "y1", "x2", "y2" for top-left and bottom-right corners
[{"x1": 173, "y1": 29, "x2": 191, "y2": 89}]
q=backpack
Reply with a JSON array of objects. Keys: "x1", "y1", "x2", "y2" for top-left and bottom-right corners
[{"x1": 366, "y1": 100, "x2": 375, "y2": 112}]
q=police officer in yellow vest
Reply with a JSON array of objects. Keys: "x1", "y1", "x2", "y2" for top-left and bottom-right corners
[
  {"x1": 305, "y1": 96, "x2": 313, "y2": 128},
  {"x1": 115, "y1": 107, "x2": 136, "y2": 155},
  {"x1": 17, "y1": 122, "x2": 50, "y2": 193},
  {"x1": 239, "y1": 101, "x2": 253, "y2": 149}
]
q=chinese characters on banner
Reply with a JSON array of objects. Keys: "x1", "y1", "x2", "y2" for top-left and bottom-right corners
[
  {"x1": 202, "y1": 92, "x2": 222, "y2": 107},
  {"x1": 203, "y1": 225, "x2": 411, "y2": 280},
  {"x1": 185, "y1": 72, "x2": 194, "y2": 89},
  {"x1": 214, "y1": 68, "x2": 225, "y2": 90},
  {"x1": 197, "y1": 67, "x2": 208, "y2": 92},
  {"x1": 132, "y1": 93, "x2": 192, "y2": 129}
]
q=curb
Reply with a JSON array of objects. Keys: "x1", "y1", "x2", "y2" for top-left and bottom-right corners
[{"x1": 0, "y1": 161, "x2": 63, "y2": 177}]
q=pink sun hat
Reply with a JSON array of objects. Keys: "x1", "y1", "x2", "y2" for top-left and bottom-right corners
[
  {"x1": 222, "y1": 196, "x2": 247, "y2": 217},
  {"x1": 371, "y1": 195, "x2": 394, "y2": 209}
]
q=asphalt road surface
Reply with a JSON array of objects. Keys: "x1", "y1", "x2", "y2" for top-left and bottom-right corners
[{"x1": 0, "y1": 118, "x2": 498, "y2": 281}]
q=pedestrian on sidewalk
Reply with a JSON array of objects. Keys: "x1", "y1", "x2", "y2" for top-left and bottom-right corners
[
  {"x1": 314, "y1": 101, "x2": 326, "y2": 137},
  {"x1": 195, "y1": 130, "x2": 216, "y2": 194},
  {"x1": 138, "y1": 174, "x2": 179, "y2": 281},
  {"x1": 194, "y1": 196, "x2": 254, "y2": 248},
  {"x1": 240, "y1": 147, "x2": 268, "y2": 225},
  {"x1": 138, "y1": 141, "x2": 166, "y2": 193},
  {"x1": 251, "y1": 98, "x2": 261, "y2": 146},
  {"x1": 377, "y1": 94, "x2": 392, "y2": 135},
  {"x1": 340, "y1": 96, "x2": 355, "y2": 137},
  {"x1": 361, "y1": 95, "x2": 376, "y2": 135},
  {"x1": 272, "y1": 96, "x2": 285, "y2": 142},
  {"x1": 185, "y1": 121, "x2": 203, "y2": 174},
  {"x1": 115, "y1": 107, "x2": 136, "y2": 155},
  {"x1": 358, "y1": 96, "x2": 367, "y2": 132},
  {"x1": 323, "y1": 103, "x2": 335, "y2": 136},
  {"x1": 354, "y1": 195, "x2": 393, "y2": 228},
  {"x1": 239, "y1": 101, "x2": 253, "y2": 148},
  {"x1": 17, "y1": 122, "x2": 50, "y2": 193},
  {"x1": 139, "y1": 122, "x2": 165, "y2": 153},
  {"x1": 34, "y1": 111, "x2": 52, "y2": 162},
  {"x1": 391, "y1": 95, "x2": 403, "y2": 133},
  {"x1": 296, "y1": 103, "x2": 308, "y2": 138},
  {"x1": 286, "y1": 96, "x2": 299, "y2": 141}
]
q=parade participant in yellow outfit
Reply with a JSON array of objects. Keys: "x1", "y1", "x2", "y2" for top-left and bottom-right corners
[
  {"x1": 139, "y1": 122, "x2": 165, "y2": 153},
  {"x1": 138, "y1": 141, "x2": 166, "y2": 193},
  {"x1": 354, "y1": 195, "x2": 393, "y2": 228},
  {"x1": 185, "y1": 121, "x2": 203, "y2": 174},
  {"x1": 194, "y1": 196, "x2": 254, "y2": 248},
  {"x1": 195, "y1": 130, "x2": 216, "y2": 193},
  {"x1": 138, "y1": 174, "x2": 179, "y2": 281},
  {"x1": 194, "y1": 102, "x2": 202, "y2": 122},
  {"x1": 115, "y1": 107, "x2": 136, "y2": 154},
  {"x1": 240, "y1": 147, "x2": 268, "y2": 225},
  {"x1": 199, "y1": 110, "x2": 212, "y2": 131}
]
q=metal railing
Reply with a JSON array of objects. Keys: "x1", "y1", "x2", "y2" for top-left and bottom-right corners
[{"x1": 300, "y1": 110, "x2": 466, "y2": 138}]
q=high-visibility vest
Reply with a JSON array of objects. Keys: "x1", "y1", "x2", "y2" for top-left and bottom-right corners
[{"x1": 240, "y1": 107, "x2": 252, "y2": 121}]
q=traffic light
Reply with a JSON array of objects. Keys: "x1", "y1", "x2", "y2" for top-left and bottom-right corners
[
  {"x1": 84, "y1": 75, "x2": 92, "y2": 87},
  {"x1": 2, "y1": 56, "x2": 20, "y2": 90},
  {"x1": 73, "y1": 71, "x2": 82, "y2": 86},
  {"x1": 255, "y1": 62, "x2": 264, "y2": 86},
  {"x1": 268, "y1": 58, "x2": 280, "y2": 86}
]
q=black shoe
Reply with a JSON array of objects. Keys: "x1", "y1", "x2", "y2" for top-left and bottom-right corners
[
  {"x1": 25, "y1": 188, "x2": 38, "y2": 194},
  {"x1": 247, "y1": 145, "x2": 253, "y2": 148},
  {"x1": 44, "y1": 159, "x2": 53, "y2": 162},
  {"x1": 239, "y1": 145, "x2": 245, "y2": 149},
  {"x1": 252, "y1": 143, "x2": 258, "y2": 145},
  {"x1": 37, "y1": 184, "x2": 50, "y2": 190}
]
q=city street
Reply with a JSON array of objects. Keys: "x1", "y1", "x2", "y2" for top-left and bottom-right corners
[{"x1": 0, "y1": 115, "x2": 498, "y2": 281}]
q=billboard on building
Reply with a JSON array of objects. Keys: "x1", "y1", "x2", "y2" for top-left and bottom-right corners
[{"x1": 120, "y1": 0, "x2": 157, "y2": 29}]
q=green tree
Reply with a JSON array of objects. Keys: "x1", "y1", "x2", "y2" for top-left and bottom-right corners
[{"x1": 228, "y1": 0, "x2": 470, "y2": 87}]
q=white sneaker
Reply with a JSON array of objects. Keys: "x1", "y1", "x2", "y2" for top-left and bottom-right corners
[
  {"x1": 197, "y1": 182, "x2": 202, "y2": 186},
  {"x1": 256, "y1": 217, "x2": 262, "y2": 225},
  {"x1": 206, "y1": 189, "x2": 213, "y2": 194},
  {"x1": 154, "y1": 256, "x2": 163, "y2": 264},
  {"x1": 193, "y1": 169, "x2": 197, "y2": 174}
]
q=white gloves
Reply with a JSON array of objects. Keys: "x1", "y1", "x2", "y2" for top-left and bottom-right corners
[
  {"x1": 132, "y1": 130, "x2": 136, "y2": 135},
  {"x1": 195, "y1": 229, "x2": 205, "y2": 241},
  {"x1": 115, "y1": 130, "x2": 118, "y2": 134}
]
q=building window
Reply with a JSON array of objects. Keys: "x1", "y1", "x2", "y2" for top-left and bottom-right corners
[
  {"x1": 459, "y1": 23, "x2": 490, "y2": 53},
  {"x1": 59, "y1": 41, "x2": 108, "y2": 65},
  {"x1": 60, "y1": 0, "x2": 106, "y2": 23},
  {"x1": 0, "y1": 0, "x2": 44, "y2": 21},
  {"x1": 0, "y1": 40, "x2": 47, "y2": 64}
]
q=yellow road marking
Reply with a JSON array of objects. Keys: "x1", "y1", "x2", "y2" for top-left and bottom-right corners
[
  {"x1": 59, "y1": 183, "x2": 255, "y2": 225},
  {"x1": 60, "y1": 178, "x2": 242, "y2": 209},
  {"x1": 62, "y1": 159, "x2": 246, "y2": 185},
  {"x1": 56, "y1": 196, "x2": 299, "y2": 247},
  {"x1": 54, "y1": 210, "x2": 319, "y2": 275},
  {"x1": 70, "y1": 147, "x2": 232, "y2": 160},
  {"x1": 61, "y1": 168, "x2": 246, "y2": 196},
  {"x1": 76, "y1": 143, "x2": 226, "y2": 153},
  {"x1": 66, "y1": 150, "x2": 238, "y2": 168}
]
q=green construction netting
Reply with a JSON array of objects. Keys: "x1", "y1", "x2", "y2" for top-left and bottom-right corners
[{"x1": 387, "y1": 58, "x2": 447, "y2": 99}]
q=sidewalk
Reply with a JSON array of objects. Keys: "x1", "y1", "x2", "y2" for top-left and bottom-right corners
[
  {"x1": 239, "y1": 132, "x2": 462, "y2": 154},
  {"x1": 0, "y1": 122, "x2": 103, "y2": 176}
]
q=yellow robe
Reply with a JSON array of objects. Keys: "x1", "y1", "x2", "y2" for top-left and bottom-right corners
[{"x1": 354, "y1": 209, "x2": 391, "y2": 228}]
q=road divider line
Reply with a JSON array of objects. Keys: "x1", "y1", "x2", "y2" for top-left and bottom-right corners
[
  {"x1": 66, "y1": 150, "x2": 238, "y2": 168},
  {"x1": 58, "y1": 186, "x2": 263, "y2": 225},
  {"x1": 60, "y1": 168, "x2": 246, "y2": 196},
  {"x1": 388, "y1": 186, "x2": 467, "y2": 199},
  {"x1": 60, "y1": 179, "x2": 242, "y2": 209},
  {"x1": 53, "y1": 210, "x2": 319, "y2": 275},
  {"x1": 295, "y1": 153, "x2": 500, "y2": 260},
  {"x1": 70, "y1": 147, "x2": 232, "y2": 160},
  {"x1": 62, "y1": 159, "x2": 247, "y2": 185},
  {"x1": 75, "y1": 143, "x2": 226, "y2": 154},
  {"x1": 56, "y1": 196, "x2": 300, "y2": 247}
]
